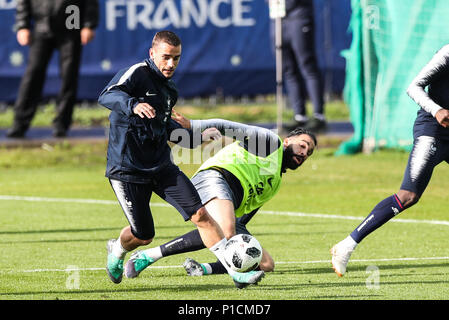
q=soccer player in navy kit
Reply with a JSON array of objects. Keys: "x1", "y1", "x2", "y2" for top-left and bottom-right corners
[
  {"x1": 98, "y1": 31, "x2": 264, "y2": 288},
  {"x1": 121, "y1": 113, "x2": 316, "y2": 279},
  {"x1": 331, "y1": 45, "x2": 449, "y2": 276}
]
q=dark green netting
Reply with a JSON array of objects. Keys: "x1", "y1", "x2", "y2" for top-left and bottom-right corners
[{"x1": 337, "y1": 0, "x2": 449, "y2": 155}]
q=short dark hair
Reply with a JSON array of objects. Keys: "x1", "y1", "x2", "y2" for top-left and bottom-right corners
[
  {"x1": 152, "y1": 30, "x2": 181, "y2": 47},
  {"x1": 287, "y1": 127, "x2": 318, "y2": 147}
]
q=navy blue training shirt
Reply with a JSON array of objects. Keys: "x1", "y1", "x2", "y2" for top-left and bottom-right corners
[
  {"x1": 407, "y1": 44, "x2": 449, "y2": 140},
  {"x1": 98, "y1": 58, "x2": 197, "y2": 183}
]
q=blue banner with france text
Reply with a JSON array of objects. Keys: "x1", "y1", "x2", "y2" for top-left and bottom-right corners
[{"x1": 0, "y1": 0, "x2": 350, "y2": 102}]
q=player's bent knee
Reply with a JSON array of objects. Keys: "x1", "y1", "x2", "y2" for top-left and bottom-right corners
[
  {"x1": 221, "y1": 226, "x2": 235, "y2": 240},
  {"x1": 224, "y1": 231, "x2": 236, "y2": 240},
  {"x1": 190, "y1": 206, "x2": 210, "y2": 225},
  {"x1": 132, "y1": 233, "x2": 154, "y2": 246},
  {"x1": 139, "y1": 238, "x2": 153, "y2": 246},
  {"x1": 397, "y1": 190, "x2": 420, "y2": 208}
]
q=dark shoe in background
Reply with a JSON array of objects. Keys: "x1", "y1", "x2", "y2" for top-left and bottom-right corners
[
  {"x1": 53, "y1": 128, "x2": 67, "y2": 138},
  {"x1": 305, "y1": 118, "x2": 327, "y2": 133},
  {"x1": 283, "y1": 120, "x2": 308, "y2": 132},
  {"x1": 6, "y1": 127, "x2": 26, "y2": 138}
]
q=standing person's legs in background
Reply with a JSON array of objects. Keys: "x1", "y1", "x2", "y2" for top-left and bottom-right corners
[
  {"x1": 8, "y1": 36, "x2": 54, "y2": 138},
  {"x1": 53, "y1": 35, "x2": 82, "y2": 137}
]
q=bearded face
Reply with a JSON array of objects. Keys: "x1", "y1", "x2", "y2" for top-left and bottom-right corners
[
  {"x1": 281, "y1": 134, "x2": 315, "y2": 172},
  {"x1": 282, "y1": 144, "x2": 305, "y2": 171}
]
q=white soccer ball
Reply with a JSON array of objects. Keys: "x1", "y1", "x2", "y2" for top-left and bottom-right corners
[{"x1": 223, "y1": 234, "x2": 263, "y2": 272}]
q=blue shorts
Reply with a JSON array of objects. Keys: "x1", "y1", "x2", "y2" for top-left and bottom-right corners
[
  {"x1": 109, "y1": 164, "x2": 203, "y2": 240},
  {"x1": 235, "y1": 219, "x2": 251, "y2": 235},
  {"x1": 400, "y1": 135, "x2": 449, "y2": 196}
]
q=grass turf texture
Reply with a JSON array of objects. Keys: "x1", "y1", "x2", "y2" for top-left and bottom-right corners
[{"x1": 0, "y1": 142, "x2": 448, "y2": 300}]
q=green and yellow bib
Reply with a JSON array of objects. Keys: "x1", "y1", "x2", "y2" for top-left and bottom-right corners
[{"x1": 196, "y1": 139, "x2": 284, "y2": 217}]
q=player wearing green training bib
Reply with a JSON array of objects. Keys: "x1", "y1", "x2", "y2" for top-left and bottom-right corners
[
  {"x1": 123, "y1": 113, "x2": 317, "y2": 282},
  {"x1": 196, "y1": 138, "x2": 283, "y2": 218}
]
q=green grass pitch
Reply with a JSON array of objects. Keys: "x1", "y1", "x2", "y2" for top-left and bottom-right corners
[{"x1": 0, "y1": 142, "x2": 448, "y2": 300}]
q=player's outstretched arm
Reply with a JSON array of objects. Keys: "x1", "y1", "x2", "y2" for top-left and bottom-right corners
[
  {"x1": 406, "y1": 44, "x2": 449, "y2": 117},
  {"x1": 172, "y1": 109, "x2": 274, "y2": 140},
  {"x1": 168, "y1": 111, "x2": 221, "y2": 148},
  {"x1": 171, "y1": 110, "x2": 280, "y2": 156}
]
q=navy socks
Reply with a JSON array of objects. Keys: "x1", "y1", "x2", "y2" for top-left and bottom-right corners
[
  {"x1": 205, "y1": 261, "x2": 228, "y2": 275},
  {"x1": 350, "y1": 194, "x2": 404, "y2": 243},
  {"x1": 160, "y1": 229, "x2": 206, "y2": 257}
]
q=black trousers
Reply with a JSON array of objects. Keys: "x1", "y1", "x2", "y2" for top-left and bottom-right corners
[
  {"x1": 13, "y1": 32, "x2": 82, "y2": 132},
  {"x1": 272, "y1": 9, "x2": 324, "y2": 118}
]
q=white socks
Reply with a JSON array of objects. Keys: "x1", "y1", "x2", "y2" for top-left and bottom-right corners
[
  {"x1": 112, "y1": 238, "x2": 128, "y2": 260},
  {"x1": 142, "y1": 246, "x2": 163, "y2": 261},
  {"x1": 201, "y1": 263, "x2": 213, "y2": 275},
  {"x1": 209, "y1": 238, "x2": 235, "y2": 275},
  {"x1": 340, "y1": 236, "x2": 358, "y2": 250}
]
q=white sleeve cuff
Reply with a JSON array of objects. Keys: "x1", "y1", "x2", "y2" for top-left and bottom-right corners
[{"x1": 431, "y1": 106, "x2": 443, "y2": 118}]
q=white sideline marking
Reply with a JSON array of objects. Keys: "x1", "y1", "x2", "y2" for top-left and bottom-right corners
[
  {"x1": 0, "y1": 195, "x2": 163, "y2": 207},
  {"x1": 1, "y1": 194, "x2": 449, "y2": 226},
  {"x1": 260, "y1": 210, "x2": 449, "y2": 226},
  {"x1": 1, "y1": 195, "x2": 449, "y2": 275},
  {"x1": 3, "y1": 256, "x2": 449, "y2": 274}
]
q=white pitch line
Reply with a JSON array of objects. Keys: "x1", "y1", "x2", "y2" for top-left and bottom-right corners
[
  {"x1": 1, "y1": 194, "x2": 449, "y2": 227},
  {"x1": 0, "y1": 195, "x2": 168, "y2": 207},
  {"x1": 2, "y1": 256, "x2": 449, "y2": 274},
  {"x1": 2, "y1": 196, "x2": 448, "y2": 274},
  {"x1": 20, "y1": 265, "x2": 180, "y2": 273},
  {"x1": 260, "y1": 210, "x2": 449, "y2": 226},
  {"x1": 276, "y1": 256, "x2": 449, "y2": 264}
]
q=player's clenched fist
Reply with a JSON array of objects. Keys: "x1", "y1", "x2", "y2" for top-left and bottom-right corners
[
  {"x1": 133, "y1": 103, "x2": 156, "y2": 119},
  {"x1": 435, "y1": 109, "x2": 449, "y2": 128}
]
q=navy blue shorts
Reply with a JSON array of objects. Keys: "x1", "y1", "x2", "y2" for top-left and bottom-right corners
[
  {"x1": 400, "y1": 135, "x2": 449, "y2": 196},
  {"x1": 109, "y1": 164, "x2": 203, "y2": 240},
  {"x1": 235, "y1": 208, "x2": 260, "y2": 236},
  {"x1": 235, "y1": 219, "x2": 251, "y2": 235}
]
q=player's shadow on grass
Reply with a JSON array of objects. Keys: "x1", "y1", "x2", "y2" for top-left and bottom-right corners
[
  {"x1": 263, "y1": 278, "x2": 449, "y2": 291},
  {"x1": 346, "y1": 262, "x2": 449, "y2": 274},
  {"x1": 276, "y1": 262, "x2": 449, "y2": 275},
  {"x1": 255, "y1": 230, "x2": 344, "y2": 237},
  {"x1": 0, "y1": 234, "x2": 200, "y2": 244},
  {"x1": 0, "y1": 227, "x2": 119, "y2": 235},
  {"x1": 0, "y1": 224, "x2": 193, "y2": 236},
  {"x1": 0, "y1": 284, "x2": 232, "y2": 298}
]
